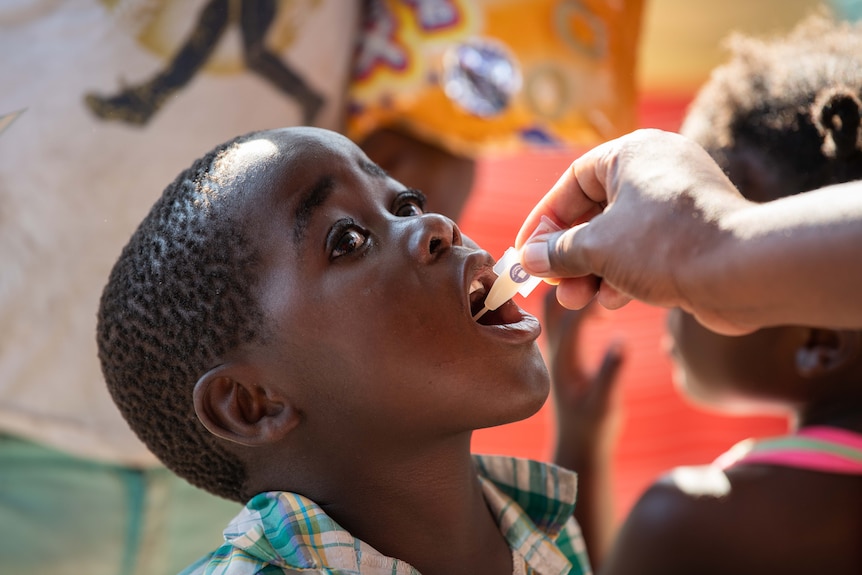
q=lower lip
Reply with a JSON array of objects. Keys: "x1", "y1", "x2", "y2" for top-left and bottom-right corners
[{"x1": 473, "y1": 305, "x2": 542, "y2": 344}]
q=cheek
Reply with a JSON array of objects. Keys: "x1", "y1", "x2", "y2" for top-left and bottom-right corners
[{"x1": 314, "y1": 291, "x2": 458, "y2": 386}]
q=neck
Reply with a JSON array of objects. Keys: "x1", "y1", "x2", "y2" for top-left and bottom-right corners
[
  {"x1": 282, "y1": 433, "x2": 513, "y2": 575},
  {"x1": 796, "y1": 391, "x2": 862, "y2": 434}
]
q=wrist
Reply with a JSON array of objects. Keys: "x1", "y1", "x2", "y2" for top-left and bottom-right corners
[{"x1": 553, "y1": 428, "x2": 616, "y2": 472}]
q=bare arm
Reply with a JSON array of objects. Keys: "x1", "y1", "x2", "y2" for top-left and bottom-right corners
[
  {"x1": 516, "y1": 129, "x2": 862, "y2": 335},
  {"x1": 545, "y1": 294, "x2": 624, "y2": 564},
  {"x1": 714, "y1": 185, "x2": 862, "y2": 331}
]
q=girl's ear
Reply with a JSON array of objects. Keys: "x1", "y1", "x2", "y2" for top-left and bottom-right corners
[
  {"x1": 795, "y1": 329, "x2": 862, "y2": 379},
  {"x1": 193, "y1": 363, "x2": 300, "y2": 446}
]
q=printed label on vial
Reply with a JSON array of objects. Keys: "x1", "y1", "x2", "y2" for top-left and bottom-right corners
[{"x1": 509, "y1": 262, "x2": 531, "y2": 284}]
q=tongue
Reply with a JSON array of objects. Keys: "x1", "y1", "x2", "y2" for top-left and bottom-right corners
[{"x1": 476, "y1": 300, "x2": 521, "y2": 326}]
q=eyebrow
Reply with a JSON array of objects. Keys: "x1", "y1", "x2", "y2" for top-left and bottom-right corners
[
  {"x1": 360, "y1": 159, "x2": 388, "y2": 179},
  {"x1": 293, "y1": 175, "x2": 334, "y2": 245}
]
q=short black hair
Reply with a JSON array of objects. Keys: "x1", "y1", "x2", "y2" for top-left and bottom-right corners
[
  {"x1": 97, "y1": 131, "x2": 269, "y2": 502},
  {"x1": 681, "y1": 12, "x2": 862, "y2": 198}
]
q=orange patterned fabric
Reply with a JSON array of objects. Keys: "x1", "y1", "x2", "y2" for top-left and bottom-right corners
[{"x1": 348, "y1": 0, "x2": 644, "y2": 156}]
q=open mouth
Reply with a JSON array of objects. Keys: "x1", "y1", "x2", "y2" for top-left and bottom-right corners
[{"x1": 467, "y1": 270, "x2": 522, "y2": 326}]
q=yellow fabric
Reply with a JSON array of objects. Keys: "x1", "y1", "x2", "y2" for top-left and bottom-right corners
[{"x1": 348, "y1": 0, "x2": 644, "y2": 157}]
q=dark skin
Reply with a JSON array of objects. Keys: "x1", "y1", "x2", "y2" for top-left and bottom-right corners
[
  {"x1": 602, "y1": 307, "x2": 862, "y2": 574},
  {"x1": 190, "y1": 127, "x2": 549, "y2": 575},
  {"x1": 602, "y1": 462, "x2": 862, "y2": 574},
  {"x1": 569, "y1": 146, "x2": 862, "y2": 574}
]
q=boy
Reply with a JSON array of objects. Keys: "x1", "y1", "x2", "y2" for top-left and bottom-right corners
[{"x1": 97, "y1": 126, "x2": 591, "y2": 574}]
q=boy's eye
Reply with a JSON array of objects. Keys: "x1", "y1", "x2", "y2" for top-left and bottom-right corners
[
  {"x1": 395, "y1": 202, "x2": 423, "y2": 217},
  {"x1": 392, "y1": 189, "x2": 426, "y2": 217},
  {"x1": 328, "y1": 219, "x2": 368, "y2": 260}
]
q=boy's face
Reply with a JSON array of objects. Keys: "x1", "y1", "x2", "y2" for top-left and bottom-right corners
[{"x1": 224, "y1": 127, "x2": 548, "y2": 445}]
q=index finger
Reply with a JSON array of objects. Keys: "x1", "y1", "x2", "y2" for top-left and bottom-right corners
[{"x1": 515, "y1": 140, "x2": 613, "y2": 247}]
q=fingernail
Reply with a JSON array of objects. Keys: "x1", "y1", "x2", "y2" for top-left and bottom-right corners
[{"x1": 521, "y1": 240, "x2": 550, "y2": 274}]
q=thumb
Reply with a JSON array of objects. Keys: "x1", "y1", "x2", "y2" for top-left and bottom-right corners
[{"x1": 521, "y1": 223, "x2": 594, "y2": 279}]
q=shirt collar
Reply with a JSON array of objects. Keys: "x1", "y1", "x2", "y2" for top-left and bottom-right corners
[
  {"x1": 474, "y1": 454, "x2": 578, "y2": 538},
  {"x1": 214, "y1": 455, "x2": 577, "y2": 574},
  {"x1": 475, "y1": 455, "x2": 578, "y2": 574}
]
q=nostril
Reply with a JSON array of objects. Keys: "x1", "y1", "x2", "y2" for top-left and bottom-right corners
[{"x1": 413, "y1": 214, "x2": 458, "y2": 261}]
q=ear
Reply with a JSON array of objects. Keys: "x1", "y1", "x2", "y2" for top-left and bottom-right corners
[
  {"x1": 193, "y1": 363, "x2": 300, "y2": 446},
  {"x1": 795, "y1": 329, "x2": 862, "y2": 378}
]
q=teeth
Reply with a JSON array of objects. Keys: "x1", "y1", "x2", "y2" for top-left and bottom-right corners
[{"x1": 469, "y1": 279, "x2": 485, "y2": 295}]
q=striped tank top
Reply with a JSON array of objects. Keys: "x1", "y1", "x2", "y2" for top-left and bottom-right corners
[{"x1": 714, "y1": 426, "x2": 862, "y2": 474}]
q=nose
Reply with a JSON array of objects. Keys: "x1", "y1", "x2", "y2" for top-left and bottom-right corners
[{"x1": 407, "y1": 213, "x2": 462, "y2": 264}]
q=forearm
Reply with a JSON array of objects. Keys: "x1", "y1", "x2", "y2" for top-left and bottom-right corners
[
  {"x1": 691, "y1": 183, "x2": 862, "y2": 330},
  {"x1": 556, "y1": 443, "x2": 616, "y2": 566}
]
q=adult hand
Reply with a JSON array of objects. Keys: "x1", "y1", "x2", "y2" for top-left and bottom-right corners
[{"x1": 516, "y1": 129, "x2": 752, "y2": 334}]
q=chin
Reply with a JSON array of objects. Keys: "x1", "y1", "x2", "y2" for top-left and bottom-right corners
[
  {"x1": 509, "y1": 358, "x2": 551, "y2": 421},
  {"x1": 477, "y1": 368, "x2": 550, "y2": 431},
  {"x1": 674, "y1": 368, "x2": 719, "y2": 410},
  {"x1": 677, "y1": 374, "x2": 761, "y2": 416},
  {"x1": 467, "y1": 348, "x2": 549, "y2": 428}
]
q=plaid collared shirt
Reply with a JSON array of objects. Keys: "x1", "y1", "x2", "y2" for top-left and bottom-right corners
[{"x1": 181, "y1": 455, "x2": 591, "y2": 575}]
